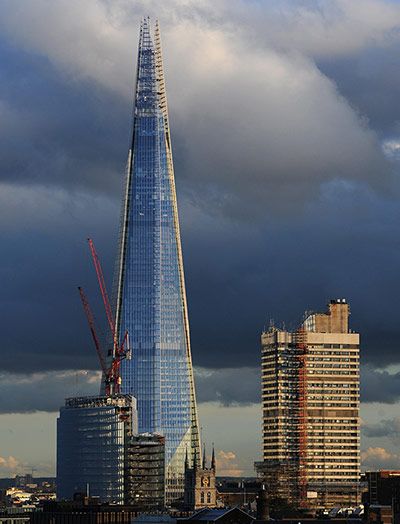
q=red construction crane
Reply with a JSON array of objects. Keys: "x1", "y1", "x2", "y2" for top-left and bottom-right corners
[
  {"x1": 87, "y1": 238, "x2": 116, "y2": 348},
  {"x1": 78, "y1": 286, "x2": 113, "y2": 393},
  {"x1": 78, "y1": 238, "x2": 130, "y2": 396}
]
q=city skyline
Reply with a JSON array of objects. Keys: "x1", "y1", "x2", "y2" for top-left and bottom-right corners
[{"x1": 1, "y1": 0, "x2": 400, "y2": 478}]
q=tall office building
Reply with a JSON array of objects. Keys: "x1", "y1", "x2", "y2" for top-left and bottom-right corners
[
  {"x1": 57, "y1": 395, "x2": 134, "y2": 503},
  {"x1": 256, "y1": 299, "x2": 360, "y2": 510},
  {"x1": 57, "y1": 395, "x2": 166, "y2": 506},
  {"x1": 108, "y1": 18, "x2": 200, "y2": 503}
]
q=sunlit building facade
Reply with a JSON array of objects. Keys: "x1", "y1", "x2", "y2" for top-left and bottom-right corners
[
  {"x1": 108, "y1": 18, "x2": 200, "y2": 503},
  {"x1": 256, "y1": 299, "x2": 360, "y2": 510}
]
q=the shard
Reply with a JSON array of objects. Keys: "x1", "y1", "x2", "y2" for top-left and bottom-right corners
[{"x1": 108, "y1": 18, "x2": 201, "y2": 503}]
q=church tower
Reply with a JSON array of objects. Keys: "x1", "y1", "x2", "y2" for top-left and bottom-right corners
[{"x1": 184, "y1": 447, "x2": 217, "y2": 510}]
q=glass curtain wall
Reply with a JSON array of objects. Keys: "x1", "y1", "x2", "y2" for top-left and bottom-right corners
[
  {"x1": 57, "y1": 397, "x2": 128, "y2": 502},
  {"x1": 109, "y1": 18, "x2": 200, "y2": 503}
]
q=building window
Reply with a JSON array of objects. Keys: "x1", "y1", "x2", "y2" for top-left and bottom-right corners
[
  {"x1": 201, "y1": 491, "x2": 204, "y2": 503},
  {"x1": 207, "y1": 492, "x2": 211, "y2": 504}
]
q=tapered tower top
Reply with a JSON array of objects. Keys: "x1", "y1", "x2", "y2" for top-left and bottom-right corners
[{"x1": 109, "y1": 17, "x2": 201, "y2": 504}]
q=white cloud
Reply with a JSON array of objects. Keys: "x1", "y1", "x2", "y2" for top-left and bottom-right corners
[
  {"x1": 0, "y1": 455, "x2": 54, "y2": 478},
  {"x1": 216, "y1": 450, "x2": 244, "y2": 477},
  {"x1": 361, "y1": 446, "x2": 400, "y2": 470},
  {"x1": 2, "y1": 0, "x2": 400, "y2": 89},
  {"x1": 382, "y1": 138, "x2": 400, "y2": 160},
  {"x1": 0, "y1": 0, "x2": 392, "y2": 217},
  {"x1": 0, "y1": 0, "x2": 135, "y2": 97},
  {"x1": 232, "y1": 0, "x2": 400, "y2": 59},
  {"x1": 0, "y1": 456, "x2": 27, "y2": 477},
  {"x1": 169, "y1": 29, "x2": 385, "y2": 209}
]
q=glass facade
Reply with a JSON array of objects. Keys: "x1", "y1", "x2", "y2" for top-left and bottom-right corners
[
  {"x1": 57, "y1": 395, "x2": 132, "y2": 503},
  {"x1": 109, "y1": 18, "x2": 200, "y2": 502}
]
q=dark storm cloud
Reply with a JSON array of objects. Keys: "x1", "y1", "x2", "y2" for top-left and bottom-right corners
[
  {"x1": 194, "y1": 367, "x2": 260, "y2": 406},
  {"x1": 360, "y1": 366, "x2": 400, "y2": 405},
  {"x1": 0, "y1": 371, "x2": 101, "y2": 414},
  {"x1": 0, "y1": 367, "x2": 258, "y2": 413},
  {"x1": 317, "y1": 44, "x2": 400, "y2": 137},
  {"x1": 5, "y1": 360, "x2": 399, "y2": 414},
  {"x1": 362, "y1": 417, "x2": 400, "y2": 445},
  {"x1": 0, "y1": 188, "x2": 120, "y2": 374},
  {"x1": 0, "y1": 35, "x2": 130, "y2": 195},
  {"x1": 0, "y1": 0, "x2": 399, "y2": 399},
  {"x1": 182, "y1": 182, "x2": 400, "y2": 369}
]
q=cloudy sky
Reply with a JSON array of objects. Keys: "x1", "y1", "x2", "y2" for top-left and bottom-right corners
[{"x1": 1, "y1": 0, "x2": 400, "y2": 477}]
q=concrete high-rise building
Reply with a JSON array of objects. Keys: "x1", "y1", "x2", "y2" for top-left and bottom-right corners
[
  {"x1": 107, "y1": 18, "x2": 200, "y2": 503},
  {"x1": 255, "y1": 299, "x2": 360, "y2": 510}
]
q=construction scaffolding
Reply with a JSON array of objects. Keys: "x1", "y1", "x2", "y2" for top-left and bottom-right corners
[
  {"x1": 256, "y1": 327, "x2": 307, "y2": 506},
  {"x1": 125, "y1": 434, "x2": 165, "y2": 511},
  {"x1": 256, "y1": 301, "x2": 361, "y2": 511},
  {"x1": 295, "y1": 327, "x2": 308, "y2": 509}
]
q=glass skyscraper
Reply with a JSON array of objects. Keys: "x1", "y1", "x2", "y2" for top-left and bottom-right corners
[
  {"x1": 108, "y1": 18, "x2": 200, "y2": 502},
  {"x1": 57, "y1": 395, "x2": 132, "y2": 502}
]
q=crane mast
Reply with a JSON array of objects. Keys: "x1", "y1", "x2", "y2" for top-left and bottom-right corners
[{"x1": 78, "y1": 238, "x2": 130, "y2": 396}]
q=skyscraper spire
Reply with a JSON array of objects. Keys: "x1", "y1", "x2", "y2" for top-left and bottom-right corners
[
  {"x1": 202, "y1": 443, "x2": 207, "y2": 469},
  {"x1": 109, "y1": 17, "x2": 201, "y2": 503},
  {"x1": 211, "y1": 444, "x2": 216, "y2": 471}
]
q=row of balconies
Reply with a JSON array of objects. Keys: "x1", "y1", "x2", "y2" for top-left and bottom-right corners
[
  {"x1": 262, "y1": 394, "x2": 355, "y2": 401},
  {"x1": 308, "y1": 385, "x2": 360, "y2": 390},
  {"x1": 306, "y1": 448, "x2": 360, "y2": 455},
  {"x1": 261, "y1": 438, "x2": 359, "y2": 447},
  {"x1": 261, "y1": 434, "x2": 359, "y2": 441},
  {"x1": 261, "y1": 422, "x2": 359, "y2": 429},
  {"x1": 307, "y1": 370, "x2": 359, "y2": 375},
  {"x1": 307, "y1": 444, "x2": 359, "y2": 449}
]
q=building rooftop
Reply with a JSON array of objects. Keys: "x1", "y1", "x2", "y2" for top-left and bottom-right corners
[
  {"x1": 185, "y1": 507, "x2": 252, "y2": 522},
  {"x1": 64, "y1": 395, "x2": 132, "y2": 409}
]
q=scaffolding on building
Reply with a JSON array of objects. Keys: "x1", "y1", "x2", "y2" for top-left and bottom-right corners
[
  {"x1": 295, "y1": 327, "x2": 308, "y2": 509},
  {"x1": 256, "y1": 326, "x2": 309, "y2": 507},
  {"x1": 257, "y1": 303, "x2": 363, "y2": 512},
  {"x1": 125, "y1": 434, "x2": 166, "y2": 511}
]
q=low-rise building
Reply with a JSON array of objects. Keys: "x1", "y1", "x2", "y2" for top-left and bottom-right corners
[{"x1": 363, "y1": 470, "x2": 400, "y2": 505}]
